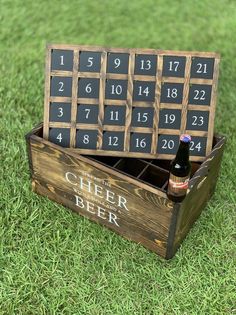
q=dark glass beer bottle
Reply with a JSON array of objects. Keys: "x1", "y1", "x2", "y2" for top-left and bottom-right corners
[{"x1": 167, "y1": 134, "x2": 192, "y2": 202}]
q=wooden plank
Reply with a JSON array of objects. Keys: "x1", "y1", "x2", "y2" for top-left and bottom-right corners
[
  {"x1": 70, "y1": 49, "x2": 79, "y2": 147},
  {"x1": 168, "y1": 135, "x2": 226, "y2": 258}
]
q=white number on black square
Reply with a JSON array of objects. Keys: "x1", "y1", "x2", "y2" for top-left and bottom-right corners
[
  {"x1": 79, "y1": 52, "x2": 102, "y2": 72},
  {"x1": 50, "y1": 77, "x2": 72, "y2": 97},
  {"x1": 76, "y1": 104, "x2": 99, "y2": 124},
  {"x1": 107, "y1": 53, "x2": 129, "y2": 74},
  {"x1": 76, "y1": 130, "x2": 98, "y2": 149},
  {"x1": 105, "y1": 80, "x2": 128, "y2": 100},
  {"x1": 102, "y1": 131, "x2": 124, "y2": 151},
  {"x1": 49, "y1": 102, "x2": 71, "y2": 122},
  {"x1": 188, "y1": 84, "x2": 212, "y2": 105},
  {"x1": 134, "y1": 55, "x2": 157, "y2": 76},
  {"x1": 186, "y1": 110, "x2": 209, "y2": 131},
  {"x1": 158, "y1": 109, "x2": 181, "y2": 129},
  {"x1": 130, "y1": 133, "x2": 152, "y2": 153},
  {"x1": 191, "y1": 57, "x2": 215, "y2": 79},
  {"x1": 78, "y1": 78, "x2": 100, "y2": 99},
  {"x1": 133, "y1": 81, "x2": 155, "y2": 102},
  {"x1": 162, "y1": 56, "x2": 186, "y2": 77},
  {"x1": 189, "y1": 137, "x2": 207, "y2": 156},
  {"x1": 160, "y1": 83, "x2": 183, "y2": 104},
  {"x1": 103, "y1": 105, "x2": 126, "y2": 126},
  {"x1": 131, "y1": 107, "x2": 154, "y2": 127},
  {"x1": 51, "y1": 49, "x2": 74, "y2": 71},
  {"x1": 157, "y1": 135, "x2": 179, "y2": 154},
  {"x1": 49, "y1": 128, "x2": 70, "y2": 147}
]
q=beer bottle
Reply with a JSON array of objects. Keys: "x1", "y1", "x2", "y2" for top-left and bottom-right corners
[{"x1": 167, "y1": 134, "x2": 192, "y2": 202}]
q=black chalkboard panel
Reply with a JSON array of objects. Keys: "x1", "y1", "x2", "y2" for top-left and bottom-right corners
[
  {"x1": 103, "y1": 105, "x2": 126, "y2": 126},
  {"x1": 162, "y1": 56, "x2": 186, "y2": 78},
  {"x1": 76, "y1": 129, "x2": 98, "y2": 149},
  {"x1": 157, "y1": 135, "x2": 179, "y2": 155},
  {"x1": 49, "y1": 102, "x2": 71, "y2": 123},
  {"x1": 131, "y1": 107, "x2": 154, "y2": 128},
  {"x1": 105, "y1": 79, "x2": 128, "y2": 100},
  {"x1": 134, "y1": 54, "x2": 157, "y2": 76},
  {"x1": 188, "y1": 84, "x2": 212, "y2": 105},
  {"x1": 76, "y1": 104, "x2": 99, "y2": 124},
  {"x1": 191, "y1": 57, "x2": 214, "y2": 79},
  {"x1": 79, "y1": 51, "x2": 101, "y2": 73},
  {"x1": 158, "y1": 108, "x2": 182, "y2": 130},
  {"x1": 78, "y1": 78, "x2": 100, "y2": 99},
  {"x1": 50, "y1": 77, "x2": 72, "y2": 97},
  {"x1": 186, "y1": 110, "x2": 209, "y2": 131},
  {"x1": 160, "y1": 82, "x2": 184, "y2": 104},
  {"x1": 102, "y1": 131, "x2": 125, "y2": 151},
  {"x1": 189, "y1": 136, "x2": 207, "y2": 156},
  {"x1": 133, "y1": 81, "x2": 156, "y2": 102},
  {"x1": 107, "y1": 53, "x2": 129, "y2": 74},
  {"x1": 51, "y1": 49, "x2": 74, "y2": 71},
  {"x1": 130, "y1": 133, "x2": 152, "y2": 153},
  {"x1": 49, "y1": 128, "x2": 70, "y2": 147}
]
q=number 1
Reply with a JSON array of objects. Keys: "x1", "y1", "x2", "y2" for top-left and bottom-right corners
[{"x1": 60, "y1": 55, "x2": 64, "y2": 66}]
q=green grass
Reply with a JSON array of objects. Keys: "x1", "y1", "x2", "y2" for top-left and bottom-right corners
[{"x1": 1, "y1": 0, "x2": 236, "y2": 314}]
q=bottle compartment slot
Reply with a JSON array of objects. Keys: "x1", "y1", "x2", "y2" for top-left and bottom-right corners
[
  {"x1": 139, "y1": 165, "x2": 169, "y2": 189},
  {"x1": 114, "y1": 158, "x2": 148, "y2": 177},
  {"x1": 86, "y1": 155, "x2": 121, "y2": 167}
]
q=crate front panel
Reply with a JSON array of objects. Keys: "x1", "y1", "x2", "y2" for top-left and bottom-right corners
[
  {"x1": 43, "y1": 44, "x2": 220, "y2": 161},
  {"x1": 29, "y1": 136, "x2": 174, "y2": 257}
]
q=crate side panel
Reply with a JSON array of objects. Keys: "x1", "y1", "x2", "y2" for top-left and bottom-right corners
[
  {"x1": 29, "y1": 137, "x2": 174, "y2": 257},
  {"x1": 170, "y1": 136, "x2": 226, "y2": 257}
]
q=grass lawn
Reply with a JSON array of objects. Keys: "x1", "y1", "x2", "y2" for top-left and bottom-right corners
[{"x1": 1, "y1": 0, "x2": 236, "y2": 314}]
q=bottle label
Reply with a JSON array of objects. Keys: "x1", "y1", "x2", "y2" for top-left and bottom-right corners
[{"x1": 167, "y1": 174, "x2": 190, "y2": 197}]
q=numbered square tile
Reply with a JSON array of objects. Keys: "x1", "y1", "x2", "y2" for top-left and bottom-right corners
[
  {"x1": 51, "y1": 49, "x2": 74, "y2": 71},
  {"x1": 160, "y1": 83, "x2": 183, "y2": 104},
  {"x1": 131, "y1": 107, "x2": 154, "y2": 127},
  {"x1": 103, "y1": 105, "x2": 126, "y2": 126},
  {"x1": 78, "y1": 78, "x2": 100, "y2": 99},
  {"x1": 188, "y1": 84, "x2": 212, "y2": 105},
  {"x1": 105, "y1": 79, "x2": 128, "y2": 100},
  {"x1": 162, "y1": 56, "x2": 186, "y2": 77},
  {"x1": 76, "y1": 104, "x2": 99, "y2": 124},
  {"x1": 130, "y1": 133, "x2": 152, "y2": 153},
  {"x1": 49, "y1": 102, "x2": 71, "y2": 122},
  {"x1": 134, "y1": 54, "x2": 157, "y2": 76},
  {"x1": 49, "y1": 128, "x2": 70, "y2": 147},
  {"x1": 107, "y1": 53, "x2": 129, "y2": 74},
  {"x1": 158, "y1": 109, "x2": 181, "y2": 129},
  {"x1": 189, "y1": 137, "x2": 207, "y2": 156},
  {"x1": 191, "y1": 57, "x2": 215, "y2": 79},
  {"x1": 186, "y1": 110, "x2": 209, "y2": 131},
  {"x1": 157, "y1": 135, "x2": 179, "y2": 154},
  {"x1": 76, "y1": 130, "x2": 98, "y2": 149},
  {"x1": 133, "y1": 81, "x2": 155, "y2": 102},
  {"x1": 50, "y1": 76, "x2": 72, "y2": 97},
  {"x1": 79, "y1": 51, "x2": 102, "y2": 72},
  {"x1": 102, "y1": 131, "x2": 124, "y2": 151}
]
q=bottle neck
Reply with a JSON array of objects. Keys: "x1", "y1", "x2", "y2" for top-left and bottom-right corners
[{"x1": 175, "y1": 141, "x2": 190, "y2": 164}]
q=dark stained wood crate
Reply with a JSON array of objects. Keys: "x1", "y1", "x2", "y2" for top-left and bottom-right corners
[{"x1": 25, "y1": 123, "x2": 226, "y2": 259}]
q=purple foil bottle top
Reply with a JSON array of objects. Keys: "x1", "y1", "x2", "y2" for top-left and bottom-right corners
[{"x1": 180, "y1": 134, "x2": 191, "y2": 143}]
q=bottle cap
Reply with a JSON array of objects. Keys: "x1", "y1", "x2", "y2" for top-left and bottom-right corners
[{"x1": 180, "y1": 134, "x2": 191, "y2": 143}]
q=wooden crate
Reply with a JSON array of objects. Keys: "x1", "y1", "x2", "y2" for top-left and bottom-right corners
[{"x1": 26, "y1": 123, "x2": 226, "y2": 259}]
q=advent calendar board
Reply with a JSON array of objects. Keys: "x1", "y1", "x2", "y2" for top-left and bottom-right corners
[{"x1": 43, "y1": 44, "x2": 220, "y2": 161}]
